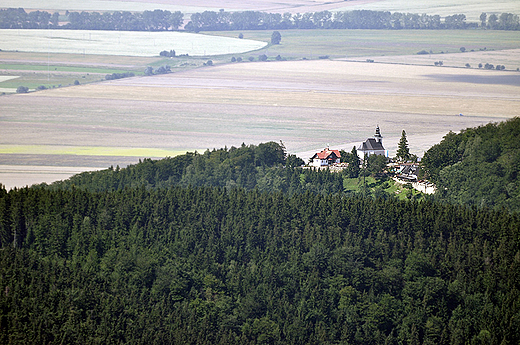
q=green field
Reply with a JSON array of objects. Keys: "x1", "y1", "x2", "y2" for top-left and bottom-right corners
[{"x1": 208, "y1": 29, "x2": 520, "y2": 60}]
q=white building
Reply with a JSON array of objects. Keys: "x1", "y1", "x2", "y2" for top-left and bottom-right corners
[
  {"x1": 358, "y1": 126, "x2": 387, "y2": 158},
  {"x1": 310, "y1": 148, "x2": 341, "y2": 167}
]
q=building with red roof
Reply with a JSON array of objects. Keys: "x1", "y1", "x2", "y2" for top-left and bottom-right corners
[{"x1": 310, "y1": 148, "x2": 341, "y2": 167}]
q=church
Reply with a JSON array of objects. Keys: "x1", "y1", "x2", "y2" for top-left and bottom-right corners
[{"x1": 358, "y1": 126, "x2": 388, "y2": 158}]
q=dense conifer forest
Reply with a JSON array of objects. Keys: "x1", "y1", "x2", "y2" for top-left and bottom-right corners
[
  {"x1": 1, "y1": 119, "x2": 520, "y2": 344},
  {"x1": 422, "y1": 117, "x2": 520, "y2": 212}
]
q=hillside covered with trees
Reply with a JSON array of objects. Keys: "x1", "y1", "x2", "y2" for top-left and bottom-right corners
[
  {"x1": 1, "y1": 185, "x2": 519, "y2": 344},
  {"x1": 422, "y1": 117, "x2": 520, "y2": 212},
  {"x1": 1, "y1": 120, "x2": 520, "y2": 344}
]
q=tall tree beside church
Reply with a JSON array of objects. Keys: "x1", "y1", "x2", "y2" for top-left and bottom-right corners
[{"x1": 396, "y1": 130, "x2": 411, "y2": 161}]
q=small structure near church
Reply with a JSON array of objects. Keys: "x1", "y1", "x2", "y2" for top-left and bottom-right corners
[
  {"x1": 310, "y1": 148, "x2": 341, "y2": 167},
  {"x1": 358, "y1": 125, "x2": 387, "y2": 158}
]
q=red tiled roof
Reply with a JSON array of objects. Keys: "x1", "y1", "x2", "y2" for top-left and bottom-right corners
[{"x1": 313, "y1": 149, "x2": 341, "y2": 160}]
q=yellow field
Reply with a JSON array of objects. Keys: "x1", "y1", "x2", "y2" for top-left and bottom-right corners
[{"x1": 0, "y1": 145, "x2": 192, "y2": 157}]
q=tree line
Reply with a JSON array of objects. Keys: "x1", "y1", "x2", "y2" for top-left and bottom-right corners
[
  {"x1": 1, "y1": 8, "x2": 519, "y2": 31},
  {"x1": 0, "y1": 8, "x2": 183, "y2": 30}
]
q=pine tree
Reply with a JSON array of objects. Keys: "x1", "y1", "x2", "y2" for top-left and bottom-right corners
[{"x1": 396, "y1": 130, "x2": 411, "y2": 162}]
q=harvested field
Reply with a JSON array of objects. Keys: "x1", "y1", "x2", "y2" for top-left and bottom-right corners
[
  {"x1": 0, "y1": 29, "x2": 267, "y2": 57},
  {"x1": 1, "y1": 59, "x2": 518, "y2": 188},
  {"x1": 347, "y1": 48, "x2": 520, "y2": 70}
]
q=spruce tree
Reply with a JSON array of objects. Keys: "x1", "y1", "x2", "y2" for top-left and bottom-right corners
[{"x1": 396, "y1": 130, "x2": 411, "y2": 162}]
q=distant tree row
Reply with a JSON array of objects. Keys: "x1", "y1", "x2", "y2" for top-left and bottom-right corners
[
  {"x1": 0, "y1": 8, "x2": 183, "y2": 30},
  {"x1": 105, "y1": 72, "x2": 134, "y2": 80},
  {"x1": 1, "y1": 8, "x2": 518, "y2": 31},
  {"x1": 184, "y1": 10, "x2": 519, "y2": 31}
]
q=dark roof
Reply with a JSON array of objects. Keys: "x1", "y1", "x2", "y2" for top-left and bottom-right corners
[{"x1": 359, "y1": 138, "x2": 384, "y2": 151}]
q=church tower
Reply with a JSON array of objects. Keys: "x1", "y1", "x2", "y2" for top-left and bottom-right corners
[{"x1": 374, "y1": 125, "x2": 383, "y2": 145}]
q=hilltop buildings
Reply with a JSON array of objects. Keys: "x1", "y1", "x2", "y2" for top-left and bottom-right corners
[{"x1": 358, "y1": 125, "x2": 387, "y2": 158}]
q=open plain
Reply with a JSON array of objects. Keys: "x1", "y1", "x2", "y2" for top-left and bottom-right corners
[{"x1": 2, "y1": 59, "x2": 518, "y2": 189}]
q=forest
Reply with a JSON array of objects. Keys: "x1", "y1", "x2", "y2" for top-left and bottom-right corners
[
  {"x1": 422, "y1": 117, "x2": 520, "y2": 213},
  {"x1": 1, "y1": 119, "x2": 520, "y2": 343},
  {"x1": 1, "y1": 8, "x2": 519, "y2": 31}
]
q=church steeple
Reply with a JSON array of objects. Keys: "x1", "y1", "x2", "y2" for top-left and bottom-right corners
[{"x1": 374, "y1": 125, "x2": 383, "y2": 144}]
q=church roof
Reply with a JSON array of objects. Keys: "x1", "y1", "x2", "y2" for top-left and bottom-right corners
[{"x1": 359, "y1": 138, "x2": 384, "y2": 151}]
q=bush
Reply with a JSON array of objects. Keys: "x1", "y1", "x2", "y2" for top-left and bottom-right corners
[
  {"x1": 74, "y1": 80, "x2": 80, "y2": 85},
  {"x1": 105, "y1": 72, "x2": 135, "y2": 80},
  {"x1": 460, "y1": 47, "x2": 466, "y2": 52},
  {"x1": 159, "y1": 50, "x2": 176, "y2": 57},
  {"x1": 237, "y1": 57, "x2": 242, "y2": 62},
  {"x1": 248, "y1": 57, "x2": 254, "y2": 62},
  {"x1": 16, "y1": 86, "x2": 29, "y2": 93},
  {"x1": 258, "y1": 54, "x2": 267, "y2": 62},
  {"x1": 318, "y1": 55, "x2": 329, "y2": 59},
  {"x1": 366, "y1": 59, "x2": 374, "y2": 63},
  {"x1": 275, "y1": 55, "x2": 282, "y2": 61},
  {"x1": 417, "y1": 50, "x2": 429, "y2": 55},
  {"x1": 238, "y1": 33, "x2": 243, "y2": 39},
  {"x1": 156, "y1": 65, "x2": 171, "y2": 74},
  {"x1": 465, "y1": 63, "x2": 471, "y2": 68},
  {"x1": 271, "y1": 31, "x2": 281, "y2": 45},
  {"x1": 231, "y1": 57, "x2": 236, "y2": 62},
  {"x1": 36, "y1": 85, "x2": 47, "y2": 90}
]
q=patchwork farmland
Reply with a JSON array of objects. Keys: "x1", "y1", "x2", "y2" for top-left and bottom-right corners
[{"x1": 2, "y1": 58, "x2": 518, "y2": 188}]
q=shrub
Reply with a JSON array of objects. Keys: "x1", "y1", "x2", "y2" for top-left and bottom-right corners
[
  {"x1": 205, "y1": 60, "x2": 213, "y2": 66},
  {"x1": 465, "y1": 63, "x2": 471, "y2": 68},
  {"x1": 271, "y1": 31, "x2": 281, "y2": 45},
  {"x1": 238, "y1": 33, "x2": 243, "y2": 39},
  {"x1": 36, "y1": 85, "x2": 47, "y2": 90},
  {"x1": 248, "y1": 57, "x2": 254, "y2": 62},
  {"x1": 16, "y1": 86, "x2": 29, "y2": 93},
  {"x1": 74, "y1": 80, "x2": 80, "y2": 85},
  {"x1": 237, "y1": 57, "x2": 242, "y2": 62},
  {"x1": 231, "y1": 57, "x2": 236, "y2": 62},
  {"x1": 159, "y1": 50, "x2": 176, "y2": 57},
  {"x1": 318, "y1": 55, "x2": 329, "y2": 59},
  {"x1": 258, "y1": 54, "x2": 267, "y2": 62},
  {"x1": 417, "y1": 50, "x2": 429, "y2": 55}
]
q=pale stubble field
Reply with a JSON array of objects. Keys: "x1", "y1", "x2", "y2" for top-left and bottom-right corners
[{"x1": 1, "y1": 59, "x2": 518, "y2": 188}]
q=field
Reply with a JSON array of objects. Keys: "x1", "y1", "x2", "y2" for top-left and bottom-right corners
[
  {"x1": 1, "y1": 58, "x2": 518, "y2": 188},
  {"x1": 2, "y1": 0, "x2": 519, "y2": 21},
  {"x1": 0, "y1": 29, "x2": 267, "y2": 57},
  {"x1": 1, "y1": 20, "x2": 520, "y2": 189},
  {"x1": 210, "y1": 29, "x2": 520, "y2": 62}
]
